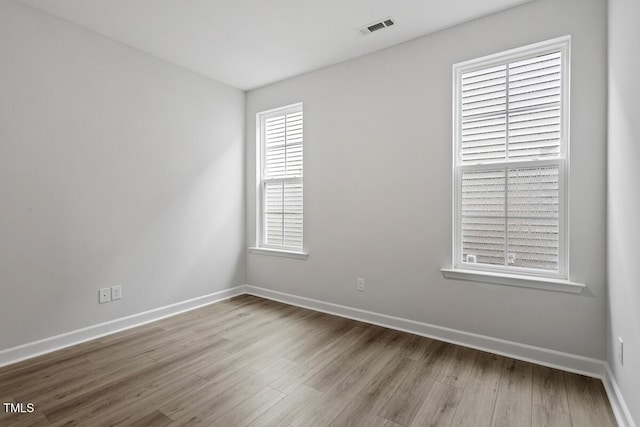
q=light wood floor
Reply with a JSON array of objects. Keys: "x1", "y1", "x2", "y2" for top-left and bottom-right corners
[{"x1": 0, "y1": 295, "x2": 617, "y2": 426}]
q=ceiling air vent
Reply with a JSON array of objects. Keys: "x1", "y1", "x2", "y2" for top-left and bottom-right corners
[{"x1": 357, "y1": 17, "x2": 395, "y2": 36}]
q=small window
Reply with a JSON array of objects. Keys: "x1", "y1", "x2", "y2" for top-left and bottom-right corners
[
  {"x1": 257, "y1": 103, "x2": 303, "y2": 251},
  {"x1": 452, "y1": 37, "x2": 570, "y2": 279}
]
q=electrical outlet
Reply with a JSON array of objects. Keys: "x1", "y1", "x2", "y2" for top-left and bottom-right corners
[
  {"x1": 357, "y1": 278, "x2": 365, "y2": 292},
  {"x1": 111, "y1": 285, "x2": 122, "y2": 300},
  {"x1": 618, "y1": 337, "x2": 624, "y2": 365},
  {"x1": 99, "y1": 288, "x2": 111, "y2": 304}
]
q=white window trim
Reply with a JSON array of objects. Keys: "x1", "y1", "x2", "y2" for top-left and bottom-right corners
[
  {"x1": 440, "y1": 268, "x2": 584, "y2": 294},
  {"x1": 444, "y1": 36, "x2": 581, "y2": 293},
  {"x1": 248, "y1": 247, "x2": 309, "y2": 260},
  {"x1": 254, "y1": 102, "x2": 307, "y2": 259}
]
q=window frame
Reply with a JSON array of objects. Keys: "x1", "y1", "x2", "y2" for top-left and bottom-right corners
[
  {"x1": 451, "y1": 36, "x2": 572, "y2": 282},
  {"x1": 255, "y1": 102, "x2": 306, "y2": 255}
]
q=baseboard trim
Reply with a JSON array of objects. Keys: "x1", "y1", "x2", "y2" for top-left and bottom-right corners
[
  {"x1": 602, "y1": 364, "x2": 637, "y2": 427},
  {"x1": 3, "y1": 284, "x2": 631, "y2": 427},
  {"x1": 246, "y1": 285, "x2": 640, "y2": 425},
  {"x1": 244, "y1": 285, "x2": 605, "y2": 378},
  {"x1": 0, "y1": 286, "x2": 246, "y2": 368}
]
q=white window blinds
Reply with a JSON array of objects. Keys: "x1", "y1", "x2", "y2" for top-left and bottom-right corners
[
  {"x1": 460, "y1": 51, "x2": 562, "y2": 163},
  {"x1": 260, "y1": 105, "x2": 303, "y2": 250},
  {"x1": 454, "y1": 37, "x2": 569, "y2": 277}
]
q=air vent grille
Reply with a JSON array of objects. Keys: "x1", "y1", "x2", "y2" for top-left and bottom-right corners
[
  {"x1": 367, "y1": 22, "x2": 385, "y2": 33},
  {"x1": 358, "y1": 17, "x2": 395, "y2": 36}
]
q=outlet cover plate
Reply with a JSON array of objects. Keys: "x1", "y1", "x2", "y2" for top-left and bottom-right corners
[
  {"x1": 618, "y1": 337, "x2": 624, "y2": 364},
  {"x1": 111, "y1": 285, "x2": 122, "y2": 300},
  {"x1": 99, "y1": 288, "x2": 111, "y2": 304}
]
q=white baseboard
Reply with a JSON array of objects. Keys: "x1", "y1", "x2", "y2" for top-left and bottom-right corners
[
  {"x1": 602, "y1": 364, "x2": 637, "y2": 427},
  {"x1": 0, "y1": 286, "x2": 246, "y2": 368},
  {"x1": 0, "y1": 284, "x2": 606, "y2": 378},
  {"x1": 2, "y1": 283, "x2": 633, "y2": 427},
  {"x1": 244, "y1": 285, "x2": 605, "y2": 378},
  {"x1": 246, "y1": 285, "x2": 640, "y2": 426}
]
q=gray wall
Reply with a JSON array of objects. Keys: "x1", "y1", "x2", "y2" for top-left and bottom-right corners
[
  {"x1": 246, "y1": 0, "x2": 607, "y2": 359},
  {"x1": 0, "y1": 1, "x2": 245, "y2": 350},
  {"x1": 608, "y1": 0, "x2": 640, "y2": 423}
]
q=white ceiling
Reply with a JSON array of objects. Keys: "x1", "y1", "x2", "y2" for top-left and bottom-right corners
[{"x1": 19, "y1": 0, "x2": 532, "y2": 90}]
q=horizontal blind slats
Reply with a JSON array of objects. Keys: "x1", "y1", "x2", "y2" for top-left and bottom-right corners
[
  {"x1": 460, "y1": 50, "x2": 563, "y2": 164},
  {"x1": 460, "y1": 165, "x2": 561, "y2": 271},
  {"x1": 462, "y1": 217, "x2": 506, "y2": 265},
  {"x1": 457, "y1": 47, "x2": 564, "y2": 273},
  {"x1": 264, "y1": 111, "x2": 304, "y2": 179},
  {"x1": 508, "y1": 218, "x2": 559, "y2": 270},
  {"x1": 462, "y1": 169, "x2": 506, "y2": 216},
  {"x1": 262, "y1": 108, "x2": 303, "y2": 249},
  {"x1": 508, "y1": 165, "x2": 559, "y2": 218}
]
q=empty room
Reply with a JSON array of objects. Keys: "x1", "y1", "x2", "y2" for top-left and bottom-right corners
[{"x1": 0, "y1": 0, "x2": 638, "y2": 425}]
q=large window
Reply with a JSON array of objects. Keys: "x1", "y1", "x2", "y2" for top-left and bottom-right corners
[
  {"x1": 257, "y1": 103, "x2": 303, "y2": 251},
  {"x1": 452, "y1": 37, "x2": 570, "y2": 279}
]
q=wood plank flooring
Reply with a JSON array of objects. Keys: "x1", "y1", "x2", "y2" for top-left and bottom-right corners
[{"x1": 0, "y1": 295, "x2": 617, "y2": 426}]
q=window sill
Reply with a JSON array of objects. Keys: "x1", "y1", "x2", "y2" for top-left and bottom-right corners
[
  {"x1": 440, "y1": 268, "x2": 585, "y2": 294},
  {"x1": 248, "y1": 247, "x2": 309, "y2": 260}
]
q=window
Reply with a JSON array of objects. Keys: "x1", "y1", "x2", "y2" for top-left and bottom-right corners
[
  {"x1": 257, "y1": 103, "x2": 304, "y2": 253},
  {"x1": 451, "y1": 37, "x2": 570, "y2": 280}
]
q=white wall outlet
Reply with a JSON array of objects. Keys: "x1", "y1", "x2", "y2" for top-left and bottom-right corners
[
  {"x1": 356, "y1": 277, "x2": 365, "y2": 292},
  {"x1": 99, "y1": 288, "x2": 111, "y2": 304},
  {"x1": 111, "y1": 285, "x2": 122, "y2": 300},
  {"x1": 618, "y1": 337, "x2": 624, "y2": 365}
]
